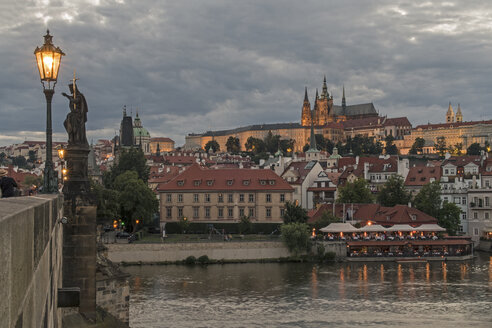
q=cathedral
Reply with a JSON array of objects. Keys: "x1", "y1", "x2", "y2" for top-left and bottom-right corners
[{"x1": 301, "y1": 76, "x2": 378, "y2": 126}]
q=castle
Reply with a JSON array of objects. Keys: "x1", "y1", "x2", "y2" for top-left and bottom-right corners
[{"x1": 301, "y1": 76, "x2": 378, "y2": 126}]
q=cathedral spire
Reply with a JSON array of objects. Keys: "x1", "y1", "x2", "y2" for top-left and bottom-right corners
[
  {"x1": 123, "y1": 105, "x2": 127, "y2": 117},
  {"x1": 309, "y1": 114, "x2": 318, "y2": 151},
  {"x1": 342, "y1": 84, "x2": 346, "y2": 112},
  {"x1": 304, "y1": 86, "x2": 308, "y2": 102},
  {"x1": 322, "y1": 75, "x2": 328, "y2": 99},
  {"x1": 456, "y1": 103, "x2": 463, "y2": 122},
  {"x1": 446, "y1": 102, "x2": 455, "y2": 123},
  {"x1": 301, "y1": 87, "x2": 312, "y2": 126}
]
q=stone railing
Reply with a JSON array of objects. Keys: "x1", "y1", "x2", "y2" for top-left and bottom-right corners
[{"x1": 0, "y1": 195, "x2": 64, "y2": 328}]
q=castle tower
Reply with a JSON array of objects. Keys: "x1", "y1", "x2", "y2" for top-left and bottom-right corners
[
  {"x1": 317, "y1": 77, "x2": 329, "y2": 125},
  {"x1": 301, "y1": 87, "x2": 312, "y2": 127},
  {"x1": 120, "y1": 105, "x2": 134, "y2": 147},
  {"x1": 446, "y1": 102, "x2": 455, "y2": 123},
  {"x1": 456, "y1": 103, "x2": 463, "y2": 122}
]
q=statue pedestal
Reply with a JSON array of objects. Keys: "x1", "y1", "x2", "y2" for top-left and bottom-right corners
[{"x1": 63, "y1": 144, "x2": 97, "y2": 320}]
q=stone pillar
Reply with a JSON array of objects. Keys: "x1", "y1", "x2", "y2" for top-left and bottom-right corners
[{"x1": 63, "y1": 144, "x2": 97, "y2": 321}]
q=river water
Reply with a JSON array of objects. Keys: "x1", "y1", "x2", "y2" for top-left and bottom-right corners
[{"x1": 125, "y1": 253, "x2": 492, "y2": 328}]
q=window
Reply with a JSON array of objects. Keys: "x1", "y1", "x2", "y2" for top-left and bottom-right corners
[
  {"x1": 228, "y1": 207, "x2": 234, "y2": 218},
  {"x1": 227, "y1": 180, "x2": 233, "y2": 186},
  {"x1": 205, "y1": 207, "x2": 211, "y2": 218},
  {"x1": 207, "y1": 180, "x2": 213, "y2": 186},
  {"x1": 166, "y1": 207, "x2": 172, "y2": 218},
  {"x1": 260, "y1": 180, "x2": 266, "y2": 185},
  {"x1": 243, "y1": 180, "x2": 250, "y2": 186},
  {"x1": 485, "y1": 212, "x2": 490, "y2": 220},
  {"x1": 248, "y1": 207, "x2": 254, "y2": 217},
  {"x1": 239, "y1": 207, "x2": 245, "y2": 217},
  {"x1": 178, "y1": 207, "x2": 183, "y2": 218},
  {"x1": 218, "y1": 194, "x2": 224, "y2": 203},
  {"x1": 486, "y1": 197, "x2": 490, "y2": 207},
  {"x1": 486, "y1": 180, "x2": 491, "y2": 188},
  {"x1": 280, "y1": 194, "x2": 285, "y2": 202},
  {"x1": 458, "y1": 225, "x2": 463, "y2": 232},
  {"x1": 239, "y1": 194, "x2": 244, "y2": 202},
  {"x1": 474, "y1": 228, "x2": 479, "y2": 236},
  {"x1": 411, "y1": 214, "x2": 417, "y2": 221},
  {"x1": 166, "y1": 194, "x2": 172, "y2": 202},
  {"x1": 266, "y1": 207, "x2": 271, "y2": 218},
  {"x1": 266, "y1": 194, "x2": 271, "y2": 203},
  {"x1": 443, "y1": 197, "x2": 448, "y2": 203},
  {"x1": 205, "y1": 194, "x2": 210, "y2": 203},
  {"x1": 474, "y1": 212, "x2": 478, "y2": 219},
  {"x1": 194, "y1": 180, "x2": 201, "y2": 186},
  {"x1": 177, "y1": 180, "x2": 184, "y2": 186},
  {"x1": 218, "y1": 207, "x2": 224, "y2": 218},
  {"x1": 269, "y1": 180, "x2": 275, "y2": 185},
  {"x1": 462, "y1": 197, "x2": 467, "y2": 205},
  {"x1": 454, "y1": 197, "x2": 461, "y2": 204},
  {"x1": 280, "y1": 208, "x2": 285, "y2": 217},
  {"x1": 193, "y1": 207, "x2": 199, "y2": 218},
  {"x1": 249, "y1": 194, "x2": 254, "y2": 202},
  {"x1": 178, "y1": 194, "x2": 183, "y2": 203},
  {"x1": 228, "y1": 194, "x2": 233, "y2": 203},
  {"x1": 445, "y1": 169, "x2": 449, "y2": 175},
  {"x1": 193, "y1": 194, "x2": 199, "y2": 203}
]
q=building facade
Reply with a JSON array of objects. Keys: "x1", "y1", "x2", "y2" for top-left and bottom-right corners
[{"x1": 157, "y1": 164, "x2": 294, "y2": 223}]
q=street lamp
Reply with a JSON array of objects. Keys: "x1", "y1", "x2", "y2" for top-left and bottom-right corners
[
  {"x1": 58, "y1": 144, "x2": 67, "y2": 182},
  {"x1": 34, "y1": 30, "x2": 65, "y2": 193}
]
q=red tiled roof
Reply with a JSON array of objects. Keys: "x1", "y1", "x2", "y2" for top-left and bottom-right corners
[
  {"x1": 281, "y1": 161, "x2": 318, "y2": 185},
  {"x1": 415, "y1": 120, "x2": 492, "y2": 130},
  {"x1": 384, "y1": 117, "x2": 412, "y2": 127},
  {"x1": 405, "y1": 166, "x2": 441, "y2": 186},
  {"x1": 151, "y1": 137, "x2": 174, "y2": 143},
  {"x1": 441, "y1": 155, "x2": 481, "y2": 167},
  {"x1": 157, "y1": 164, "x2": 293, "y2": 192}
]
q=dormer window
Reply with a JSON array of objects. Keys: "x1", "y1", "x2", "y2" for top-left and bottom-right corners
[
  {"x1": 260, "y1": 180, "x2": 266, "y2": 185},
  {"x1": 411, "y1": 214, "x2": 417, "y2": 221},
  {"x1": 227, "y1": 179, "x2": 233, "y2": 186},
  {"x1": 177, "y1": 180, "x2": 184, "y2": 186},
  {"x1": 207, "y1": 180, "x2": 214, "y2": 186},
  {"x1": 386, "y1": 216, "x2": 390, "y2": 221},
  {"x1": 243, "y1": 180, "x2": 250, "y2": 186},
  {"x1": 269, "y1": 180, "x2": 275, "y2": 185},
  {"x1": 194, "y1": 180, "x2": 201, "y2": 186}
]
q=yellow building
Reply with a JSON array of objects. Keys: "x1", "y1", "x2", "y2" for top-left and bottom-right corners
[{"x1": 149, "y1": 137, "x2": 175, "y2": 154}]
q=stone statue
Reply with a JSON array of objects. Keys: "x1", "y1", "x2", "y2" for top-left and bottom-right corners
[{"x1": 63, "y1": 83, "x2": 88, "y2": 146}]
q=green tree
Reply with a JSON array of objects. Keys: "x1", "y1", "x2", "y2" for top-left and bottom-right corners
[
  {"x1": 282, "y1": 201, "x2": 308, "y2": 224},
  {"x1": 384, "y1": 135, "x2": 398, "y2": 155},
  {"x1": 264, "y1": 131, "x2": 281, "y2": 154},
  {"x1": 311, "y1": 211, "x2": 340, "y2": 231},
  {"x1": 438, "y1": 202, "x2": 461, "y2": 236},
  {"x1": 281, "y1": 222, "x2": 311, "y2": 257},
  {"x1": 0, "y1": 152, "x2": 6, "y2": 165},
  {"x1": 225, "y1": 136, "x2": 240, "y2": 154},
  {"x1": 434, "y1": 136, "x2": 447, "y2": 157},
  {"x1": 177, "y1": 216, "x2": 190, "y2": 234},
  {"x1": 27, "y1": 150, "x2": 37, "y2": 163},
  {"x1": 12, "y1": 155, "x2": 28, "y2": 169},
  {"x1": 337, "y1": 178, "x2": 373, "y2": 204},
  {"x1": 114, "y1": 171, "x2": 158, "y2": 232},
  {"x1": 238, "y1": 215, "x2": 252, "y2": 234},
  {"x1": 413, "y1": 181, "x2": 441, "y2": 219},
  {"x1": 466, "y1": 142, "x2": 482, "y2": 155},
  {"x1": 449, "y1": 142, "x2": 463, "y2": 156},
  {"x1": 104, "y1": 148, "x2": 149, "y2": 188},
  {"x1": 409, "y1": 137, "x2": 425, "y2": 155},
  {"x1": 376, "y1": 175, "x2": 411, "y2": 207},
  {"x1": 245, "y1": 137, "x2": 266, "y2": 154},
  {"x1": 279, "y1": 139, "x2": 295, "y2": 154},
  {"x1": 204, "y1": 140, "x2": 220, "y2": 153},
  {"x1": 91, "y1": 181, "x2": 120, "y2": 220}
]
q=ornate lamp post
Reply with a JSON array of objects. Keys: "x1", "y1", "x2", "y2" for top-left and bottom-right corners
[{"x1": 34, "y1": 30, "x2": 65, "y2": 193}]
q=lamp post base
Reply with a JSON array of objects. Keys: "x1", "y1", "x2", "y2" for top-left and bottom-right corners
[{"x1": 41, "y1": 163, "x2": 58, "y2": 193}]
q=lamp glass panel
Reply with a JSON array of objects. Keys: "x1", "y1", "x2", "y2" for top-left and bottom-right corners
[
  {"x1": 52, "y1": 51, "x2": 62, "y2": 80},
  {"x1": 35, "y1": 52, "x2": 45, "y2": 80},
  {"x1": 42, "y1": 52, "x2": 54, "y2": 79}
]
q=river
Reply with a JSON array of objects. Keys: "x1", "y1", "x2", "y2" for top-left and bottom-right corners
[{"x1": 125, "y1": 252, "x2": 492, "y2": 328}]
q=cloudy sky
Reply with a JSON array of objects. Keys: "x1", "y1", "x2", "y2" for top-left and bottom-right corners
[{"x1": 1, "y1": 0, "x2": 492, "y2": 147}]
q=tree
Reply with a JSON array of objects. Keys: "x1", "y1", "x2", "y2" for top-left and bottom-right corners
[
  {"x1": 449, "y1": 142, "x2": 463, "y2": 156},
  {"x1": 409, "y1": 137, "x2": 425, "y2": 155},
  {"x1": 281, "y1": 222, "x2": 311, "y2": 257},
  {"x1": 103, "y1": 148, "x2": 149, "y2": 188},
  {"x1": 91, "y1": 181, "x2": 119, "y2": 220},
  {"x1": 434, "y1": 136, "x2": 447, "y2": 157},
  {"x1": 438, "y1": 202, "x2": 461, "y2": 236},
  {"x1": 0, "y1": 152, "x2": 6, "y2": 165},
  {"x1": 337, "y1": 178, "x2": 373, "y2": 204},
  {"x1": 264, "y1": 131, "x2": 281, "y2": 154},
  {"x1": 27, "y1": 150, "x2": 37, "y2": 163},
  {"x1": 384, "y1": 135, "x2": 398, "y2": 155},
  {"x1": 245, "y1": 137, "x2": 265, "y2": 154},
  {"x1": 177, "y1": 216, "x2": 190, "y2": 234},
  {"x1": 466, "y1": 142, "x2": 482, "y2": 156},
  {"x1": 376, "y1": 175, "x2": 411, "y2": 207},
  {"x1": 311, "y1": 211, "x2": 340, "y2": 231},
  {"x1": 279, "y1": 139, "x2": 295, "y2": 154},
  {"x1": 23, "y1": 175, "x2": 43, "y2": 189},
  {"x1": 12, "y1": 155, "x2": 28, "y2": 169},
  {"x1": 114, "y1": 171, "x2": 158, "y2": 232},
  {"x1": 282, "y1": 201, "x2": 308, "y2": 224},
  {"x1": 238, "y1": 215, "x2": 252, "y2": 234},
  {"x1": 204, "y1": 140, "x2": 220, "y2": 153},
  {"x1": 225, "y1": 136, "x2": 240, "y2": 154},
  {"x1": 413, "y1": 181, "x2": 441, "y2": 219}
]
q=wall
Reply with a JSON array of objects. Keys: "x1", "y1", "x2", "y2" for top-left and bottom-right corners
[
  {"x1": 0, "y1": 195, "x2": 64, "y2": 328},
  {"x1": 106, "y1": 241, "x2": 291, "y2": 263}
]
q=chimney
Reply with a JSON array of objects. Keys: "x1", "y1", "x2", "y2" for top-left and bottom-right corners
[
  {"x1": 408, "y1": 202, "x2": 412, "y2": 208},
  {"x1": 356, "y1": 155, "x2": 359, "y2": 165}
]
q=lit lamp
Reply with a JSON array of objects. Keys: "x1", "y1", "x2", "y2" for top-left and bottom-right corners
[{"x1": 34, "y1": 30, "x2": 65, "y2": 193}]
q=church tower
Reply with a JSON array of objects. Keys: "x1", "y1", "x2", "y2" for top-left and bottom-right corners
[
  {"x1": 317, "y1": 76, "x2": 329, "y2": 125},
  {"x1": 342, "y1": 85, "x2": 347, "y2": 114},
  {"x1": 313, "y1": 89, "x2": 319, "y2": 126},
  {"x1": 446, "y1": 102, "x2": 455, "y2": 123},
  {"x1": 301, "y1": 87, "x2": 312, "y2": 127},
  {"x1": 456, "y1": 103, "x2": 463, "y2": 122}
]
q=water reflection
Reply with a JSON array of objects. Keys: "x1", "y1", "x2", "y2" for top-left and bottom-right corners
[{"x1": 126, "y1": 253, "x2": 492, "y2": 328}]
